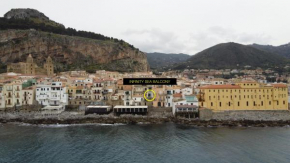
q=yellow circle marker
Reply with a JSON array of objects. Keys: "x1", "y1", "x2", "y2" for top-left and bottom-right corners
[{"x1": 144, "y1": 89, "x2": 156, "y2": 102}]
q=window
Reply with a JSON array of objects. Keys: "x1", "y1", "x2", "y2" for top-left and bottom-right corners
[
  {"x1": 253, "y1": 101, "x2": 256, "y2": 106},
  {"x1": 269, "y1": 101, "x2": 271, "y2": 105},
  {"x1": 219, "y1": 102, "x2": 222, "y2": 107},
  {"x1": 211, "y1": 102, "x2": 213, "y2": 106},
  {"x1": 246, "y1": 101, "x2": 249, "y2": 106},
  {"x1": 228, "y1": 102, "x2": 231, "y2": 106},
  {"x1": 261, "y1": 101, "x2": 263, "y2": 106},
  {"x1": 238, "y1": 102, "x2": 240, "y2": 106}
]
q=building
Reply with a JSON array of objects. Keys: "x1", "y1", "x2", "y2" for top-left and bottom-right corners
[
  {"x1": 43, "y1": 56, "x2": 54, "y2": 76},
  {"x1": 7, "y1": 54, "x2": 54, "y2": 76},
  {"x1": 36, "y1": 82, "x2": 68, "y2": 106},
  {"x1": 22, "y1": 86, "x2": 34, "y2": 105},
  {"x1": 113, "y1": 105, "x2": 148, "y2": 116},
  {"x1": 0, "y1": 84, "x2": 5, "y2": 110},
  {"x1": 41, "y1": 105, "x2": 65, "y2": 116},
  {"x1": 2, "y1": 80, "x2": 22, "y2": 108},
  {"x1": 173, "y1": 95, "x2": 199, "y2": 116},
  {"x1": 199, "y1": 82, "x2": 288, "y2": 111}
]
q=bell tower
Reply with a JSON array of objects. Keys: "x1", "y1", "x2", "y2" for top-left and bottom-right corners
[
  {"x1": 44, "y1": 56, "x2": 54, "y2": 76},
  {"x1": 25, "y1": 54, "x2": 35, "y2": 75}
]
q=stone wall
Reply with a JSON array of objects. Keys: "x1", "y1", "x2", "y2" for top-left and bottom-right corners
[{"x1": 199, "y1": 108, "x2": 290, "y2": 121}]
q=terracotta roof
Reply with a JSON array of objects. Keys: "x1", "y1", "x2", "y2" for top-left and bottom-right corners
[
  {"x1": 123, "y1": 85, "x2": 132, "y2": 91},
  {"x1": 173, "y1": 93, "x2": 182, "y2": 98},
  {"x1": 200, "y1": 85, "x2": 241, "y2": 89},
  {"x1": 76, "y1": 86, "x2": 84, "y2": 89},
  {"x1": 117, "y1": 79, "x2": 123, "y2": 85},
  {"x1": 272, "y1": 84, "x2": 287, "y2": 88},
  {"x1": 237, "y1": 81, "x2": 257, "y2": 83},
  {"x1": 94, "y1": 79, "x2": 104, "y2": 83}
]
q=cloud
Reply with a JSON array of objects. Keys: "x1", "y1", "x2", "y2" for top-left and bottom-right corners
[
  {"x1": 122, "y1": 28, "x2": 188, "y2": 54},
  {"x1": 122, "y1": 26, "x2": 272, "y2": 55}
]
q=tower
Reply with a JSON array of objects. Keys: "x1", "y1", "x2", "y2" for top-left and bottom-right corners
[
  {"x1": 44, "y1": 56, "x2": 54, "y2": 76},
  {"x1": 25, "y1": 54, "x2": 35, "y2": 75}
]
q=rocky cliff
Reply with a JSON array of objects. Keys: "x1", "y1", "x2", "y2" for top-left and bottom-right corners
[
  {"x1": 0, "y1": 9, "x2": 149, "y2": 73},
  {"x1": 0, "y1": 29, "x2": 149, "y2": 72}
]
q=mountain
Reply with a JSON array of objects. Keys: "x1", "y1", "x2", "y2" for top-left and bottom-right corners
[
  {"x1": 4, "y1": 8, "x2": 64, "y2": 28},
  {"x1": 251, "y1": 43, "x2": 290, "y2": 58},
  {"x1": 146, "y1": 52, "x2": 190, "y2": 69},
  {"x1": 174, "y1": 42, "x2": 289, "y2": 70},
  {"x1": 0, "y1": 9, "x2": 149, "y2": 73}
]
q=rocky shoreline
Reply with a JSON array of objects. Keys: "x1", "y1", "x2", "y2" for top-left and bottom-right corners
[{"x1": 1, "y1": 116, "x2": 290, "y2": 127}]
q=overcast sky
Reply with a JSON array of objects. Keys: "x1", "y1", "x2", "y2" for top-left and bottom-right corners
[{"x1": 1, "y1": 0, "x2": 290, "y2": 55}]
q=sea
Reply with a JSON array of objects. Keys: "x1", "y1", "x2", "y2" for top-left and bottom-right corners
[{"x1": 1, "y1": 123, "x2": 290, "y2": 163}]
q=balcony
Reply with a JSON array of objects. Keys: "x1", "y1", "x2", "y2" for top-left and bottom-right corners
[
  {"x1": 134, "y1": 90, "x2": 144, "y2": 93},
  {"x1": 176, "y1": 108, "x2": 198, "y2": 113},
  {"x1": 102, "y1": 91, "x2": 108, "y2": 94},
  {"x1": 93, "y1": 91, "x2": 101, "y2": 94}
]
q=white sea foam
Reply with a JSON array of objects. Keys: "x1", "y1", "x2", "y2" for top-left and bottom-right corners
[{"x1": 16, "y1": 123, "x2": 127, "y2": 128}]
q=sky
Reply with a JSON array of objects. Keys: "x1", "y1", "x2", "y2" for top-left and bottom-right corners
[{"x1": 1, "y1": 0, "x2": 290, "y2": 55}]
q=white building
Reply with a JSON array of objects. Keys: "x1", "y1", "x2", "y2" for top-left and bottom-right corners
[
  {"x1": 173, "y1": 95, "x2": 199, "y2": 115},
  {"x1": 181, "y1": 87, "x2": 193, "y2": 98},
  {"x1": 36, "y1": 82, "x2": 68, "y2": 106}
]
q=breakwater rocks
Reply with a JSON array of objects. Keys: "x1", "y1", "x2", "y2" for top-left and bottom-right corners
[
  {"x1": 2, "y1": 116, "x2": 290, "y2": 127},
  {"x1": 174, "y1": 119, "x2": 290, "y2": 127},
  {"x1": 2, "y1": 112, "x2": 290, "y2": 127},
  {"x1": 0, "y1": 116, "x2": 173, "y2": 125}
]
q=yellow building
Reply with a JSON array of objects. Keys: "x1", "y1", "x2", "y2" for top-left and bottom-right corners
[{"x1": 199, "y1": 82, "x2": 288, "y2": 111}]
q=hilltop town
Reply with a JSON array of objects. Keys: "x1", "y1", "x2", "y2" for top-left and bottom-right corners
[{"x1": 0, "y1": 53, "x2": 290, "y2": 126}]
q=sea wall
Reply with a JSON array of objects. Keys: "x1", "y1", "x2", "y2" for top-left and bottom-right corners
[
  {"x1": 0, "y1": 111, "x2": 173, "y2": 124},
  {"x1": 199, "y1": 108, "x2": 290, "y2": 121}
]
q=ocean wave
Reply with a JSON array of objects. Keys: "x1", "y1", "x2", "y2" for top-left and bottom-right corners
[{"x1": 14, "y1": 123, "x2": 127, "y2": 128}]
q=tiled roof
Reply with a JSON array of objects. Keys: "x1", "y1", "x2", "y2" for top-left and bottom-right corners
[
  {"x1": 173, "y1": 93, "x2": 182, "y2": 97},
  {"x1": 200, "y1": 85, "x2": 241, "y2": 89},
  {"x1": 271, "y1": 84, "x2": 287, "y2": 88}
]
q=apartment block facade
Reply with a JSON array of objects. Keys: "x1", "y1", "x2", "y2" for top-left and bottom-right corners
[{"x1": 199, "y1": 82, "x2": 288, "y2": 111}]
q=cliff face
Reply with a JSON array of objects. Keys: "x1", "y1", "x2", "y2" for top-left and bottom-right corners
[{"x1": 0, "y1": 29, "x2": 149, "y2": 72}]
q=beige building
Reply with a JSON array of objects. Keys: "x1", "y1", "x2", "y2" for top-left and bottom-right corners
[
  {"x1": 7, "y1": 54, "x2": 54, "y2": 76},
  {"x1": 2, "y1": 80, "x2": 22, "y2": 108},
  {"x1": 22, "y1": 86, "x2": 35, "y2": 105}
]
